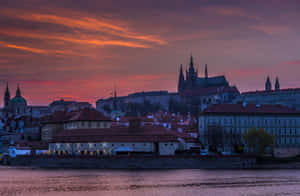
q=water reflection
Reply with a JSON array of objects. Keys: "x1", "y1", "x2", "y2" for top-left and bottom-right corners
[{"x1": 1, "y1": 167, "x2": 300, "y2": 196}]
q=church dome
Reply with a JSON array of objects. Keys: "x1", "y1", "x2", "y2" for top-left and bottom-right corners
[{"x1": 11, "y1": 96, "x2": 27, "y2": 105}]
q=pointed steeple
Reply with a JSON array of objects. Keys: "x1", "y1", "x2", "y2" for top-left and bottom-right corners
[
  {"x1": 5, "y1": 82, "x2": 10, "y2": 97},
  {"x1": 189, "y1": 55, "x2": 195, "y2": 73},
  {"x1": 275, "y1": 76, "x2": 280, "y2": 91},
  {"x1": 4, "y1": 82, "x2": 10, "y2": 109},
  {"x1": 16, "y1": 84, "x2": 21, "y2": 97},
  {"x1": 265, "y1": 76, "x2": 272, "y2": 91},
  {"x1": 179, "y1": 64, "x2": 184, "y2": 79},
  {"x1": 205, "y1": 64, "x2": 208, "y2": 79},
  {"x1": 113, "y1": 86, "x2": 117, "y2": 111},
  {"x1": 178, "y1": 64, "x2": 185, "y2": 92}
]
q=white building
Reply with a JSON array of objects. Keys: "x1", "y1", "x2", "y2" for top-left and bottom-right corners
[
  {"x1": 199, "y1": 103, "x2": 300, "y2": 152},
  {"x1": 49, "y1": 118, "x2": 200, "y2": 156}
]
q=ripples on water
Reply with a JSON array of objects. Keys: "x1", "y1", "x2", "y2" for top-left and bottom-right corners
[{"x1": 1, "y1": 167, "x2": 300, "y2": 196}]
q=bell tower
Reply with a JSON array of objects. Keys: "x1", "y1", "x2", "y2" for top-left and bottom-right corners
[{"x1": 4, "y1": 82, "x2": 10, "y2": 110}]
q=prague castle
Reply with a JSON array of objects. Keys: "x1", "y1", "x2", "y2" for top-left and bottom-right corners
[{"x1": 178, "y1": 56, "x2": 229, "y2": 92}]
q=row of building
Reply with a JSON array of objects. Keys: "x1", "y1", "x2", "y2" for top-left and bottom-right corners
[{"x1": 1, "y1": 55, "x2": 300, "y2": 156}]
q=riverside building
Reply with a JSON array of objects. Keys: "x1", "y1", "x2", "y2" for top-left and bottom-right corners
[
  {"x1": 198, "y1": 103, "x2": 300, "y2": 152},
  {"x1": 49, "y1": 119, "x2": 200, "y2": 156},
  {"x1": 43, "y1": 109, "x2": 199, "y2": 156}
]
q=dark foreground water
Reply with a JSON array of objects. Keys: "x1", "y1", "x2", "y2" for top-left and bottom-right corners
[{"x1": 1, "y1": 167, "x2": 300, "y2": 196}]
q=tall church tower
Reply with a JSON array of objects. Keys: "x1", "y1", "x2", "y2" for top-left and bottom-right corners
[
  {"x1": 4, "y1": 82, "x2": 10, "y2": 110},
  {"x1": 178, "y1": 64, "x2": 185, "y2": 92},
  {"x1": 16, "y1": 84, "x2": 21, "y2": 97},
  {"x1": 113, "y1": 87, "x2": 117, "y2": 111},
  {"x1": 265, "y1": 76, "x2": 272, "y2": 91},
  {"x1": 205, "y1": 64, "x2": 208, "y2": 79},
  {"x1": 275, "y1": 77, "x2": 280, "y2": 91},
  {"x1": 187, "y1": 56, "x2": 197, "y2": 81}
]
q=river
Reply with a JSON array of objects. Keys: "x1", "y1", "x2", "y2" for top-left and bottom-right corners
[{"x1": 0, "y1": 167, "x2": 300, "y2": 196}]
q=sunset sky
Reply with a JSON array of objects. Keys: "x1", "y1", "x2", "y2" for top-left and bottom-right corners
[{"x1": 1, "y1": 0, "x2": 300, "y2": 106}]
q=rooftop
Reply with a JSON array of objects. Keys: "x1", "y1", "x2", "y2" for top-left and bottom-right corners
[
  {"x1": 242, "y1": 88, "x2": 300, "y2": 95},
  {"x1": 202, "y1": 103, "x2": 300, "y2": 115},
  {"x1": 53, "y1": 125, "x2": 198, "y2": 143},
  {"x1": 42, "y1": 108, "x2": 110, "y2": 123}
]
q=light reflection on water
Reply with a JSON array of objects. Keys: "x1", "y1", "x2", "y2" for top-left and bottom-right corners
[{"x1": 1, "y1": 167, "x2": 300, "y2": 196}]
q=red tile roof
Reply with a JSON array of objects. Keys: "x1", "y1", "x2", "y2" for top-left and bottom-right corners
[
  {"x1": 203, "y1": 103, "x2": 300, "y2": 115},
  {"x1": 69, "y1": 108, "x2": 110, "y2": 121},
  {"x1": 42, "y1": 108, "x2": 110, "y2": 123},
  {"x1": 52, "y1": 126, "x2": 198, "y2": 143}
]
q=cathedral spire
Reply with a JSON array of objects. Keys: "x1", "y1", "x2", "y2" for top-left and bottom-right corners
[
  {"x1": 5, "y1": 82, "x2": 10, "y2": 96},
  {"x1": 113, "y1": 86, "x2": 117, "y2": 111},
  {"x1": 178, "y1": 64, "x2": 185, "y2": 92},
  {"x1": 205, "y1": 64, "x2": 208, "y2": 79},
  {"x1": 275, "y1": 76, "x2": 280, "y2": 91},
  {"x1": 4, "y1": 82, "x2": 10, "y2": 109},
  {"x1": 16, "y1": 84, "x2": 21, "y2": 97},
  {"x1": 189, "y1": 55, "x2": 195, "y2": 73},
  {"x1": 265, "y1": 76, "x2": 272, "y2": 91},
  {"x1": 179, "y1": 64, "x2": 184, "y2": 78}
]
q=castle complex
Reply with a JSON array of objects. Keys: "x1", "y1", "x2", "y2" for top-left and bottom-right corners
[
  {"x1": 96, "y1": 56, "x2": 240, "y2": 115},
  {"x1": 178, "y1": 56, "x2": 229, "y2": 92},
  {"x1": 234, "y1": 76, "x2": 300, "y2": 111}
]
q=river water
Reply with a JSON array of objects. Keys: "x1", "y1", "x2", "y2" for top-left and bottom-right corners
[{"x1": 1, "y1": 167, "x2": 300, "y2": 196}]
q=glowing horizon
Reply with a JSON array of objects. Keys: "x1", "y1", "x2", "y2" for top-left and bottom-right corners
[{"x1": 1, "y1": 0, "x2": 300, "y2": 106}]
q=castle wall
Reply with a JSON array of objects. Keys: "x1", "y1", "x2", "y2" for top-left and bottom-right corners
[
  {"x1": 96, "y1": 92, "x2": 181, "y2": 115},
  {"x1": 234, "y1": 90, "x2": 300, "y2": 111}
]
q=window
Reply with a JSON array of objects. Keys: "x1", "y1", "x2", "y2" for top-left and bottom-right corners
[
  {"x1": 88, "y1": 122, "x2": 91, "y2": 128},
  {"x1": 81, "y1": 121, "x2": 85, "y2": 126},
  {"x1": 97, "y1": 122, "x2": 100, "y2": 127}
]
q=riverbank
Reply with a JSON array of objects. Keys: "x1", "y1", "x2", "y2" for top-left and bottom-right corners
[
  {"x1": 5, "y1": 155, "x2": 300, "y2": 169},
  {"x1": 3, "y1": 156, "x2": 256, "y2": 169}
]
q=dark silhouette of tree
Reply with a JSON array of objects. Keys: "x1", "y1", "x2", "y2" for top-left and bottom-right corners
[
  {"x1": 207, "y1": 125, "x2": 225, "y2": 152},
  {"x1": 243, "y1": 127, "x2": 274, "y2": 154}
]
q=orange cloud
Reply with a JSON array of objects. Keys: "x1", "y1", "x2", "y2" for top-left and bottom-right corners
[
  {"x1": 0, "y1": 40, "x2": 98, "y2": 58},
  {"x1": 0, "y1": 41, "x2": 47, "y2": 54},
  {"x1": 1, "y1": 8, "x2": 166, "y2": 46}
]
